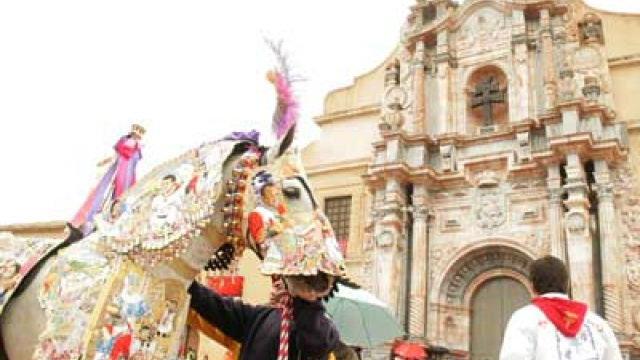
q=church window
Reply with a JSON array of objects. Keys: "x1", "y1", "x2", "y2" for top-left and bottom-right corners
[{"x1": 324, "y1": 196, "x2": 352, "y2": 243}]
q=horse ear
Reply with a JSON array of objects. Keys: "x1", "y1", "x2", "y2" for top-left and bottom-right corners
[{"x1": 265, "y1": 124, "x2": 296, "y2": 164}]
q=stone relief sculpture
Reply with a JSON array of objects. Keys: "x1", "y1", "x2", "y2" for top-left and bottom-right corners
[
  {"x1": 380, "y1": 55, "x2": 414, "y2": 132},
  {"x1": 475, "y1": 190, "x2": 506, "y2": 231}
]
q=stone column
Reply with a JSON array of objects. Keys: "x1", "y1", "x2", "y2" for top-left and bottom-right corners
[
  {"x1": 540, "y1": 8, "x2": 557, "y2": 111},
  {"x1": 435, "y1": 30, "x2": 451, "y2": 134},
  {"x1": 593, "y1": 160, "x2": 624, "y2": 332},
  {"x1": 563, "y1": 153, "x2": 596, "y2": 307},
  {"x1": 373, "y1": 177, "x2": 407, "y2": 318},
  {"x1": 413, "y1": 40, "x2": 426, "y2": 135},
  {"x1": 409, "y1": 185, "x2": 429, "y2": 338},
  {"x1": 512, "y1": 9, "x2": 530, "y2": 121},
  {"x1": 548, "y1": 164, "x2": 567, "y2": 261}
]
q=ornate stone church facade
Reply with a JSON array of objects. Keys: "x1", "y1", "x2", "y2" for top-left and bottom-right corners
[{"x1": 302, "y1": 0, "x2": 640, "y2": 359}]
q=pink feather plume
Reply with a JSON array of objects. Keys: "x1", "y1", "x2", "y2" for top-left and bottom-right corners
[{"x1": 266, "y1": 39, "x2": 301, "y2": 140}]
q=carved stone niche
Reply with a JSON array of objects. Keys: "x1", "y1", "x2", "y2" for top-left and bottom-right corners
[
  {"x1": 579, "y1": 13, "x2": 604, "y2": 45},
  {"x1": 466, "y1": 66, "x2": 509, "y2": 135}
]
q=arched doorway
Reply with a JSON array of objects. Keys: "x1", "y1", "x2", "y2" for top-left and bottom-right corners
[{"x1": 470, "y1": 277, "x2": 530, "y2": 360}]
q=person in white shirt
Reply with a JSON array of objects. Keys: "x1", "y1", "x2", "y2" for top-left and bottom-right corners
[{"x1": 499, "y1": 255, "x2": 623, "y2": 360}]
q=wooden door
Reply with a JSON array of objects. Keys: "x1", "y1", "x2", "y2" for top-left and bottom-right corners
[{"x1": 470, "y1": 277, "x2": 530, "y2": 360}]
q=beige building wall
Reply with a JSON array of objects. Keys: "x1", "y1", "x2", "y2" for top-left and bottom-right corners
[
  {"x1": 302, "y1": 57, "x2": 393, "y2": 282},
  {"x1": 600, "y1": 9, "x2": 640, "y2": 183}
]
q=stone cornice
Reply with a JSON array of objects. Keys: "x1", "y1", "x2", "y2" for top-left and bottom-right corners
[
  {"x1": 547, "y1": 133, "x2": 626, "y2": 163},
  {"x1": 374, "y1": 129, "x2": 437, "y2": 147},
  {"x1": 363, "y1": 135, "x2": 625, "y2": 191},
  {"x1": 314, "y1": 104, "x2": 380, "y2": 125},
  {"x1": 627, "y1": 119, "x2": 640, "y2": 131},
  {"x1": 608, "y1": 53, "x2": 640, "y2": 68},
  {"x1": 305, "y1": 157, "x2": 370, "y2": 175}
]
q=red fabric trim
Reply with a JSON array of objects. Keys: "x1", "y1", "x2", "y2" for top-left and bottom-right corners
[
  {"x1": 531, "y1": 297, "x2": 588, "y2": 337},
  {"x1": 248, "y1": 212, "x2": 264, "y2": 244}
]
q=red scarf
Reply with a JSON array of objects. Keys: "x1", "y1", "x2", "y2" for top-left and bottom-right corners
[{"x1": 531, "y1": 296, "x2": 587, "y2": 337}]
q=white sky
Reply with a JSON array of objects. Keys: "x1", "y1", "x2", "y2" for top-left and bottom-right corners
[{"x1": 0, "y1": 0, "x2": 638, "y2": 225}]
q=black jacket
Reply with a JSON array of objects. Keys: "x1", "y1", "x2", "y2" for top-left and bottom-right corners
[{"x1": 188, "y1": 281, "x2": 338, "y2": 360}]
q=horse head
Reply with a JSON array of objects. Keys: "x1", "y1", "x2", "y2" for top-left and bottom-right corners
[{"x1": 199, "y1": 125, "x2": 347, "y2": 300}]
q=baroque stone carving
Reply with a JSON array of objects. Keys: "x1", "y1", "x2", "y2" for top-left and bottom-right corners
[
  {"x1": 612, "y1": 164, "x2": 640, "y2": 297},
  {"x1": 457, "y1": 8, "x2": 510, "y2": 58},
  {"x1": 579, "y1": 13, "x2": 604, "y2": 45},
  {"x1": 431, "y1": 245, "x2": 460, "y2": 283},
  {"x1": 558, "y1": 67, "x2": 576, "y2": 102},
  {"x1": 400, "y1": 12, "x2": 419, "y2": 46},
  {"x1": 375, "y1": 230, "x2": 394, "y2": 248},
  {"x1": 475, "y1": 170, "x2": 500, "y2": 188},
  {"x1": 582, "y1": 75, "x2": 601, "y2": 103},
  {"x1": 573, "y1": 46, "x2": 602, "y2": 71},
  {"x1": 384, "y1": 59, "x2": 400, "y2": 87},
  {"x1": 440, "y1": 145, "x2": 456, "y2": 172},
  {"x1": 628, "y1": 261, "x2": 640, "y2": 293},
  {"x1": 381, "y1": 85, "x2": 410, "y2": 130},
  {"x1": 516, "y1": 131, "x2": 532, "y2": 162},
  {"x1": 442, "y1": 247, "x2": 531, "y2": 304},
  {"x1": 566, "y1": 212, "x2": 587, "y2": 234},
  {"x1": 475, "y1": 189, "x2": 505, "y2": 231}
]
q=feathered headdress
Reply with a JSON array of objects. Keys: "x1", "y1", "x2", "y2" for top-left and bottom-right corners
[{"x1": 265, "y1": 39, "x2": 300, "y2": 140}]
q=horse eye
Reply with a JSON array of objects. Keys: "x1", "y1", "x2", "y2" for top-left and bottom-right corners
[{"x1": 282, "y1": 186, "x2": 300, "y2": 199}]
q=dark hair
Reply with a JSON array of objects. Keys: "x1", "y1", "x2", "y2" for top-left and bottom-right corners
[
  {"x1": 110, "y1": 200, "x2": 121, "y2": 213},
  {"x1": 260, "y1": 182, "x2": 275, "y2": 196},
  {"x1": 163, "y1": 174, "x2": 177, "y2": 182},
  {"x1": 529, "y1": 255, "x2": 568, "y2": 294}
]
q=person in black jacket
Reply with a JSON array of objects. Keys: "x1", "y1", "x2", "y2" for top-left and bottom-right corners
[{"x1": 188, "y1": 272, "x2": 339, "y2": 360}]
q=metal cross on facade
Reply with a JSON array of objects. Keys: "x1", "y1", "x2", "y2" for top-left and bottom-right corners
[{"x1": 471, "y1": 76, "x2": 505, "y2": 126}]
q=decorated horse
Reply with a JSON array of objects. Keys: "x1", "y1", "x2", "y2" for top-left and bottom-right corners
[{"x1": 0, "y1": 43, "x2": 350, "y2": 360}]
